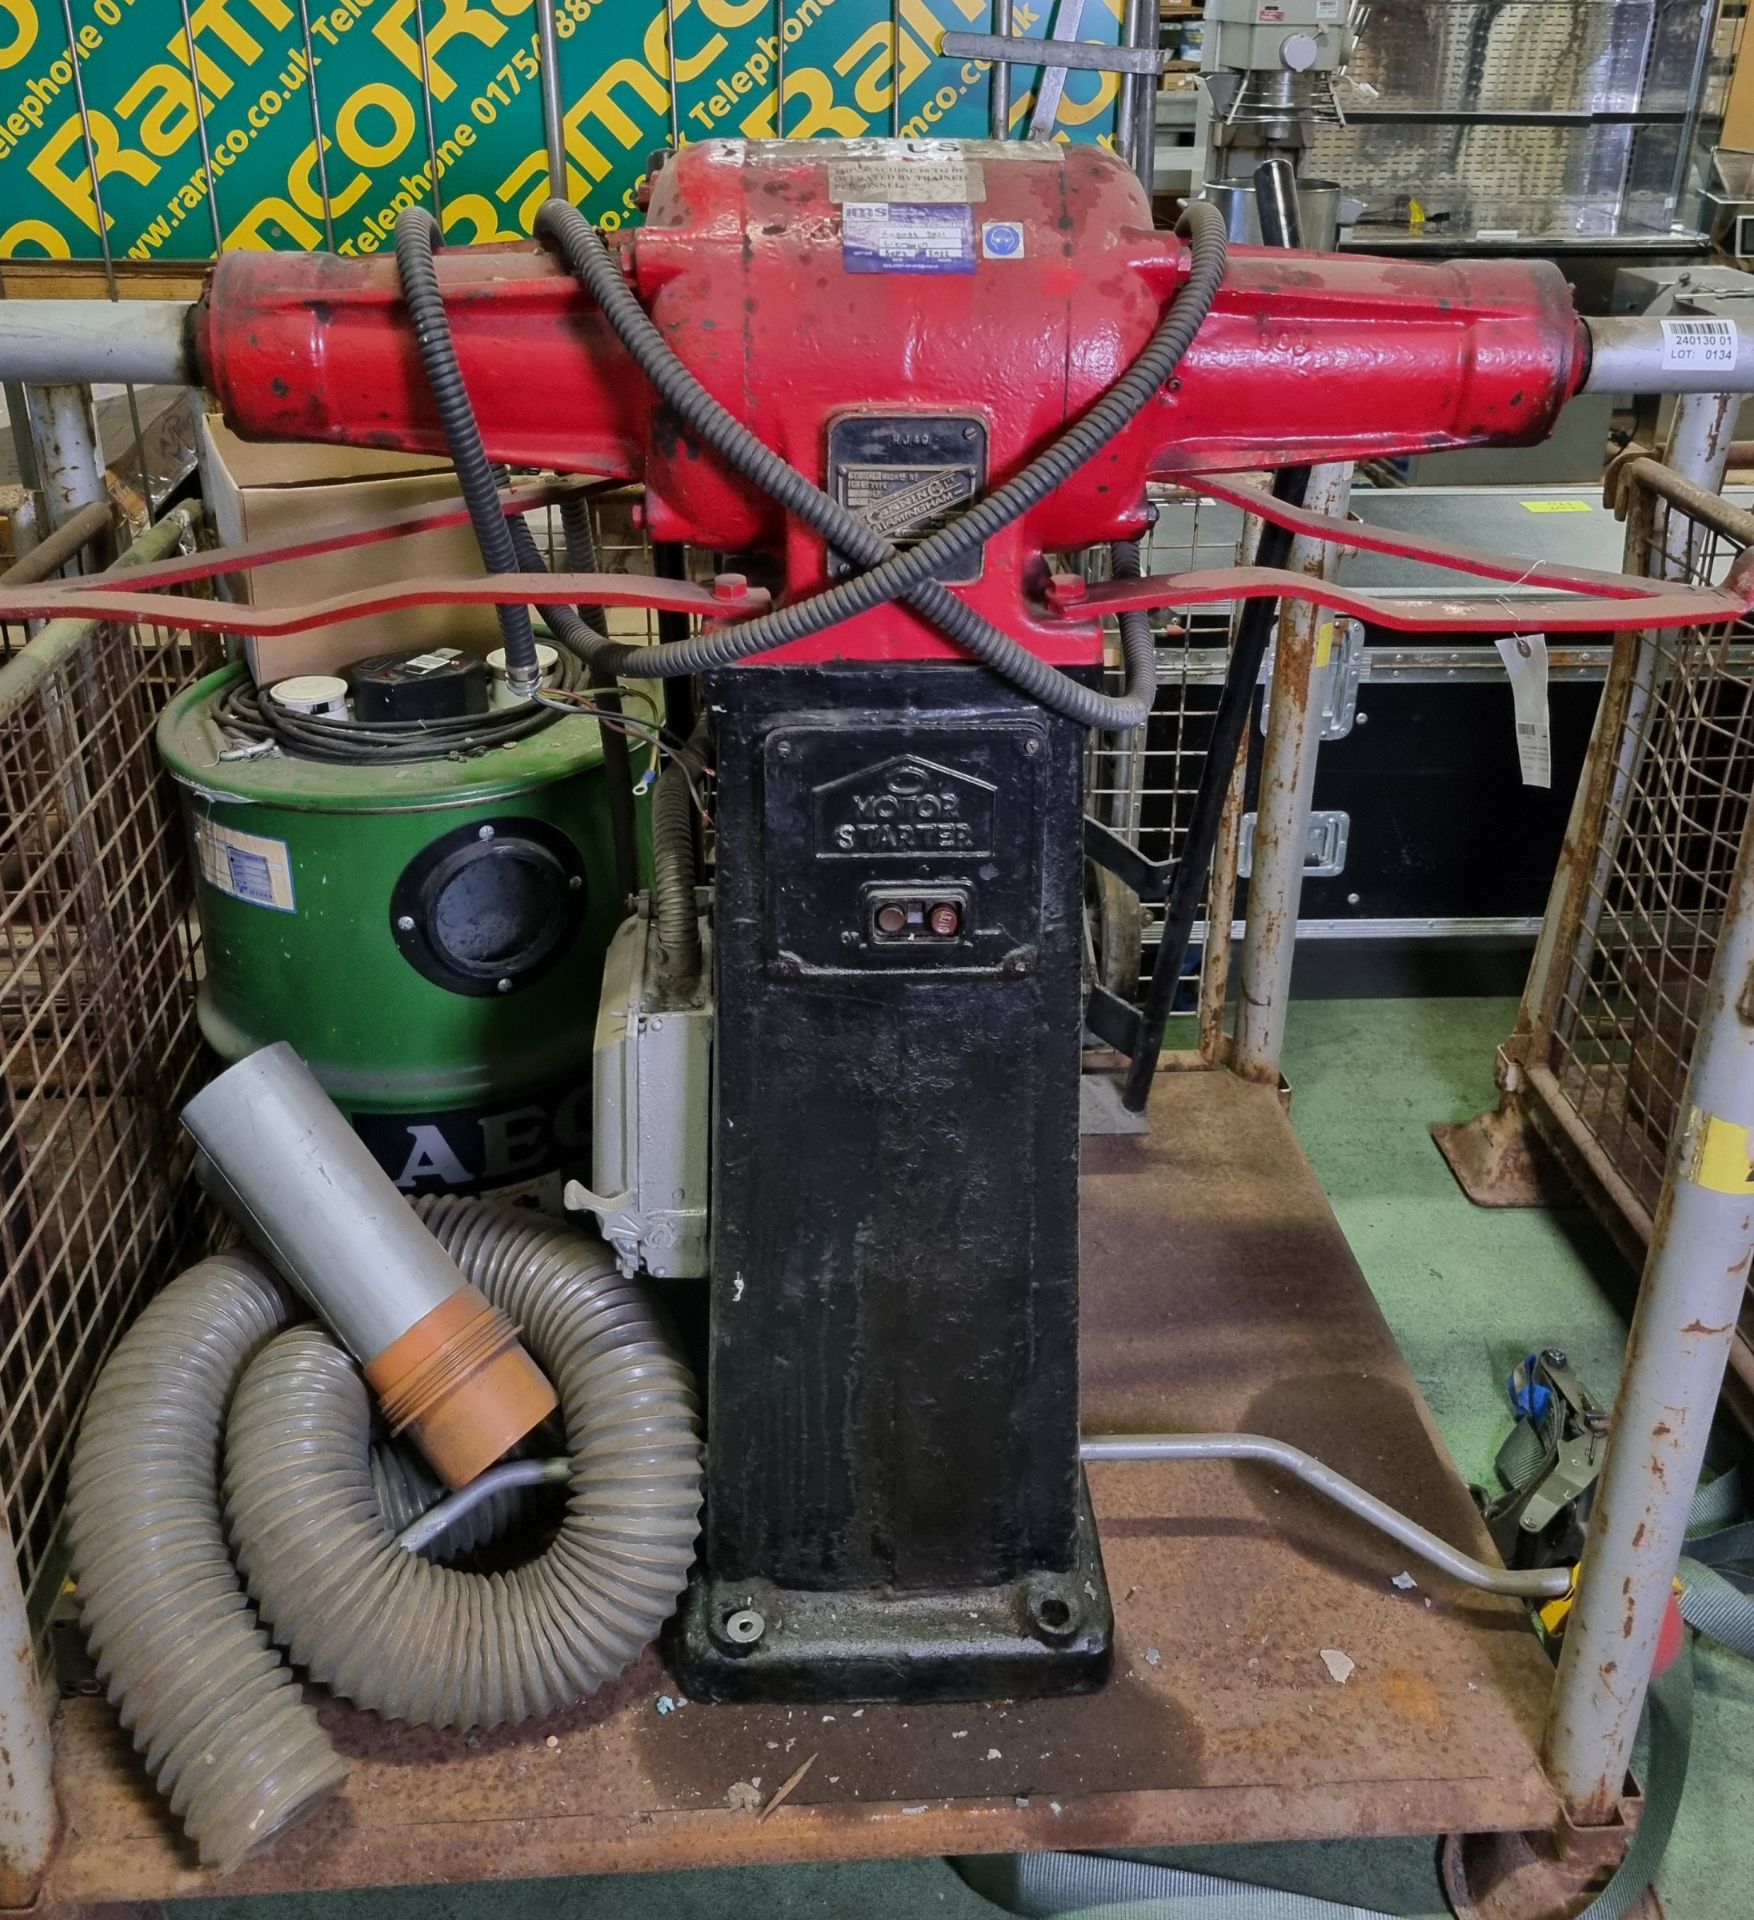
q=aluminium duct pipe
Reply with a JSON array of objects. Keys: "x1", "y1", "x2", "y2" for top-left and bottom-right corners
[
  {"x1": 67, "y1": 1203, "x2": 701, "y2": 1871},
  {"x1": 182, "y1": 1043, "x2": 557, "y2": 1487}
]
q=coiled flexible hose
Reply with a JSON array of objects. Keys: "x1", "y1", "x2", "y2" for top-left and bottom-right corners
[
  {"x1": 225, "y1": 1197, "x2": 702, "y2": 1729},
  {"x1": 529, "y1": 197, "x2": 1230, "y2": 728},
  {"x1": 393, "y1": 206, "x2": 540, "y2": 689},
  {"x1": 66, "y1": 1252, "x2": 345, "y2": 1875},
  {"x1": 67, "y1": 1205, "x2": 701, "y2": 1870}
]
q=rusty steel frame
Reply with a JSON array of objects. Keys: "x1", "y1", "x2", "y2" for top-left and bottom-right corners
[
  {"x1": 1489, "y1": 442, "x2": 1754, "y2": 1406},
  {"x1": 1084, "y1": 490, "x2": 1251, "y2": 1063},
  {"x1": 1231, "y1": 461, "x2": 1353, "y2": 1087},
  {"x1": 1421, "y1": 419, "x2": 1754, "y2": 1846}
]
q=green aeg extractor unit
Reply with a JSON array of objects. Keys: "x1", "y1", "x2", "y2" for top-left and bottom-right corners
[{"x1": 159, "y1": 659, "x2": 629, "y2": 1204}]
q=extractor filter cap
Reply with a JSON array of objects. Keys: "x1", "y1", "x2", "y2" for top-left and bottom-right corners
[{"x1": 267, "y1": 674, "x2": 349, "y2": 717}]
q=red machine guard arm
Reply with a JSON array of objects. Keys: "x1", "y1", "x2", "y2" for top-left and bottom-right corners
[
  {"x1": 0, "y1": 569, "x2": 769, "y2": 636},
  {"x1": 1183, "y1": 474, "x2": 1670, "y2": 600},
  {"x1": 1048, "y1": 558, "x2": 1754, "y2": 634}
]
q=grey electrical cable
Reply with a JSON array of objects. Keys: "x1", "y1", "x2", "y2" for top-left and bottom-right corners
[
  {"x1": 66, "y1": 1252, "x2": 346, "y2": 1874},
  {"x1": 225, "y1": 1198, "x2": 703, "y2": 1729},
  {"x1": 1081, "y1": 1432, "x2": 1573, "y2": 1599},
  {"x1": 372, "y1": 1440, "x2": 548, "y2": 1560},
  {"x1": 392, "y1": 1456, "x2": 570, "y2": 1557},
  {"x1": 532, "y1": 196, "x2": 1230, "y2": 729}
]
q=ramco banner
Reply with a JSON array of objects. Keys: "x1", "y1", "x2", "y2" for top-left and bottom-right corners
[{"x1": 0, "y1": 0, "x2": 1126, "y2": 263}]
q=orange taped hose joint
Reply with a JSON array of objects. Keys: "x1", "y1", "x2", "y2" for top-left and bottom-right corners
[{"x1": 362, "y1": 1285, "x2": 557, "y2": 1489}]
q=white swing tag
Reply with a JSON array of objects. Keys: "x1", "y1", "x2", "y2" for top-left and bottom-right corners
[{"x1": 1495, "y1": 632, "x2": 1551, "y2": 789}]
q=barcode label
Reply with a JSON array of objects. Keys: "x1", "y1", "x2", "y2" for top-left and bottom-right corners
[
  {"x1": 1495, "y1": 633, "x2": 1551, "y2": 789},
  {"x1": 1660, "y1": 317, "x2": 1739, "y2": 372}
]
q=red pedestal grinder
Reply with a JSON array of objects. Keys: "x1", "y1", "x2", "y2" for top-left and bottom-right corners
[{"x1": 2, "y1": 137, "x2": 1743, "y2": 1703}]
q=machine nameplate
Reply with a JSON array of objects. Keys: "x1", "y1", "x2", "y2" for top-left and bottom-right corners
[
  {"x1": 827, "y1": 413, "x2": 989, "y2": 585},
  {"x1": 764, "y1": 713, "x2": 1047, "y2": 977},
  {"x1": 842, "y1": 202, "x2": 976, "y2": 277}
]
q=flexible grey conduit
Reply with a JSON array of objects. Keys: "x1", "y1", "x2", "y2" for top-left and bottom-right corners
[
  {"x1": 68, "y1": 1204, "x2": 700, "y2": 1870},
  {"x1": 531, "y1": 196, "x2": 1230, "y2": 730},
  {"x1": 225, "y1": 1196, "x2": 703, "y2": 1729},
  {"x1": 651, "y1": 720, "x2": 705, "y2": 983},
  {"x1": 393, "y1": 206, "x2": 539, "y2": 687},
  {"x1": 558, "y1": 494, "x2": 612, "y2": 638},
  {"x1": 1109, "y1": 538, "x2": 1155, "y2": 706},
  {"x1": 66, "y1": 1252, "x2": 346, "y2": 1875}
]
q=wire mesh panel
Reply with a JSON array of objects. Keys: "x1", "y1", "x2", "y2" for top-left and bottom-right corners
[
  {"x1": 0, "y1": 517, "x2": 223, "y2": 1666},
  {"x1": 1085, "y1": 488, "x2": 1245, "y2": 1048},
  {"x1": 1549, "y1": 623, "x2": 1754, "y2": 1213},
  {"x1": 1513, "y1": 459, "x2": 1754, "y2": 1398}
]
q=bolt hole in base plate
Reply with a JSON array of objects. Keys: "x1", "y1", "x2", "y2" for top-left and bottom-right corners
[{"x1": 672, "y1": 1482, "x2": 1113, "y2": 1704}]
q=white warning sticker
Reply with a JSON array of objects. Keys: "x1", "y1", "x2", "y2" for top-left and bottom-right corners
[
  {"x1": 195, "y1": 817, "x2": 296, "y2": 913},
  {"x1": 1660, "y1": 316, "x2": 1738, "y2": 372},
  {"x1": 828, "y1": 153, "x2": 985, "y2": 204}
]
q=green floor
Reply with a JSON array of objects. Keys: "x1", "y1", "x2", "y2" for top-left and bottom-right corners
[{"x1": 176, "y1": 998, "x2": 1754, "y2": 1920}]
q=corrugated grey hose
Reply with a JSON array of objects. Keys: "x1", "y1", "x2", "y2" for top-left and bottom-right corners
[
  {"x1": 67, "y1": 1206, "x2": 700, "y2": 1873},
  {"x1": 532, "y1": 197, "x2": 1228, "y2": 731},
  {"x1": 66, "y1": 1251, "x2": 345, "y2": 1875},
  {"x1": 225, "y1": 1196, "x2": 702, "y2": 1729}
]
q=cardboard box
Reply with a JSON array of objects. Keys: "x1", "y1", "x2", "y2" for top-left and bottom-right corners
[{"x1": 198, "y1": 417, "x2": 502, "y2": 684}]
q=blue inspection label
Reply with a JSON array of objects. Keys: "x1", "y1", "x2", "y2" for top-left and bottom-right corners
[{"x1": 842, "y1": 202, "x2": 976, "y2": 275}]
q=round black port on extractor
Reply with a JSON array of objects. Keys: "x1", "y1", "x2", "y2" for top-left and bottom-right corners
[{"x1": 391, "y1": 815, "x2": 587, "y2": 998}]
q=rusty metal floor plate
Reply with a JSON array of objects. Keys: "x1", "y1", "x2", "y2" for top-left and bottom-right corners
[{"x1": 43, "y1": 1070, "x2": 1559, "y2": 1907}]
